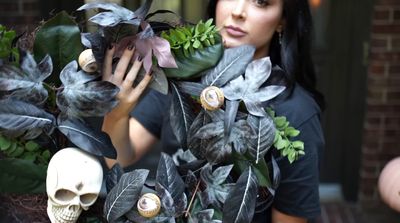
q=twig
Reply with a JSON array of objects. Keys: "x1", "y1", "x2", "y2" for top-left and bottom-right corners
[{"x1": 184, "y1": 180, "x2": 201, "y2": 218}]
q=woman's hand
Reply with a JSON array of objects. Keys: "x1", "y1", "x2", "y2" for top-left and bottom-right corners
[
  {"x1": 102, "y1": 44, "x2": 154, "y2": 167},
  {"x1": 103, "y1": 44, "x2": 153, "y2": 119}
]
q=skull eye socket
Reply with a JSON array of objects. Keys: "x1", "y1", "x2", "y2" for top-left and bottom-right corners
[
  {"x1": 55, "y1": 189, "x2": 77, "y2": 202},
  {"x1": 80, "y1": 193, "x2": 98, "y2": 205}
]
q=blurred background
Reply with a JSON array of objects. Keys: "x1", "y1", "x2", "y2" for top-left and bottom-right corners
[{"x1": 1, "y1": 0, "x2": 399, "y2": 222}]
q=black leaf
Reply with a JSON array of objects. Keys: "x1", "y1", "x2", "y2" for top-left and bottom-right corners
[
  {"x1": 81, "y1": 32, "x2": 107, "y2": 66},
  {"x1": 187, "y1": 110, "x2": 211, "y2": 159},
  {"x1": 106, "y1": 163, "x2": 124, "y2": 193},
  {"x1": 57, "y1": 61, "x2": 119, "y2": 117},
  {"x1": 200, "y1": 164, "x2": 234, "y2": 208},
  {"x1": 222, "y1": 167, "x2": 258, "y2": 223},
  {"x1": 57, "y1": 116, "x2": 117, "y2": 158},
  {"x1": 201, "y1": 45, "x2": 255, "y2": 87},
  {"x1": 169, "y1": 82, "x2": 195, "y2": 148},
  {"x1": 177, "y1": 81, "x2": 206, "y2": 97},
  {"x1": 104, "y1": 169, "x2": 149, "y2": 222},
  {"x1": 0, "y1": 54, "x2": 51, "y2": 105},
  {"x1": 77, "y1": 3, "x2": 137, "y2": 27},
  {"x1": 0, "y1": 100, "x2": 55, "y2": 139},
  {"x1": 222, "y1": 57, "x2": 285, "y2": 117},
  {"x1": 247, "y1": 115, "x2": 275, "y2": 163},
  {"x1": 156, "y1": 153, "x2": 185, "y2": 203}
]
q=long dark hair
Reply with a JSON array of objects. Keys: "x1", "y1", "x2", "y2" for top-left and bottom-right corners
[{"x1": 207, "y1": 0, "x2": 325, "y2": 110}]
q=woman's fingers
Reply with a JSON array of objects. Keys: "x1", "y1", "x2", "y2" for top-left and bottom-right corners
[
  {"x1": 113, "y1": 45, "x2": 135, "y2": 84},
  {"x1": 131, "y1": 71, "x2": 152, "y2": 100},
  {"x1": 122, "y1": 57, "x2": 143, "y2": 89},
  {"x1": 102, "y1": 44, "x2": 115, "y2": 81}
]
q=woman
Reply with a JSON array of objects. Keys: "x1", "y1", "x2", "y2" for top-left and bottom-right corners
[{"x1": 102, "y1": 0, "x2": 325, "y2": 222}]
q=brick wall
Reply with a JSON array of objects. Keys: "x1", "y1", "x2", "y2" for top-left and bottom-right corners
[
  {"x1": 0, "y1": 0, "x2": 41, "y2": 33},
  {"x1": 360, "y1": 0, "x2": 400, "y2": 205}
]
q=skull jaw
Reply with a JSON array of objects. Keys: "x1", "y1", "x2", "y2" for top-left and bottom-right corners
[{"x1": 47, "y1": 200, "x2": 82, "y2": 223}]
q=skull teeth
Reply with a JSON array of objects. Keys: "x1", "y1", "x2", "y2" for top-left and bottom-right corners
[{"x1": 52, "y1": 205, "x2": 82, "y2": 223}]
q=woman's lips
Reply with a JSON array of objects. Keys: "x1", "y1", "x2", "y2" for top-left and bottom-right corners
[{"x1": 224, "y1": 26, "x2": 246, "y2": 37}]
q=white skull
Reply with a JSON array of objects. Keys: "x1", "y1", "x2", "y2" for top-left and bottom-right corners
[{"x1": 46, "y1": 147, "x2": 103, "y2": 223}]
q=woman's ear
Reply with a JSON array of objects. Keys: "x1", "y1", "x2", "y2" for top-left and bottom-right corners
[{"x1": 276, "y1": 19, "x2": 286, "y2": 33}]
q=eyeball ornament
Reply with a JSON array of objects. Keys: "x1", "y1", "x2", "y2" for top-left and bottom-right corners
[
  {"x1": 200, "y1": 86, "x2": 225, "y2": 111},
  {"x1": 78, "y1": 49, "x2": 98, "y2": 73},
  {"x1": 137, "y1": 193, "x2": 161, "y2": 218}
]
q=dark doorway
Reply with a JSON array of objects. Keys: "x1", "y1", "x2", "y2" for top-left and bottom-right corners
[{"x1": 314, "y1": 0, "x2": 374, "y2": 201}]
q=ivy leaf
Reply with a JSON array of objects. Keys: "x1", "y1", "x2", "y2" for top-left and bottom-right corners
[
  {"x1": 106, "y1": 163, "x2": 124, "y2": 193},
  {"x1": 194, "y1": 114, "x2": 253, "y2": 164},
  {"x1": 200, "y1": 164, "x2": 235, "y2": 208},
  {"x1": 0, "y1": 100, "x2": 55, "y2": 139},
  {"x1": 187, "y1": 110, "x2": 211, "y2": 159},
  {"x1": 156, "y1": 183, "x2": 187, "y2": 218},
  {"x1": 57, "y1": 61, "x2": 119, "y2": 117},
  {"x1": 169, "y1": 82, "x2": 195, "y2": 148},
  {"x1": 201, "y1": 45, "x2": 255, "y2": 87},
  {"x1": 0, "y1": 53, "x2": 52, "y2": 105},
  {"x1": 104, "y1": 169, "x2": 149, "y2": 222},
  {"x1": 247, "y1": 114, "x2": 276, "y2": 163},
  {"x1": 78, "y1": 2, "x2": 137, "y2": 27},
  {"x1": 126, "y1": 208, "x2": 175, "y2": 223},
  {"x1": 81, "y1": 32, "x2": 107, "y2": 67},
  {"x1": 57, "y1": 115, "x2": 117, "y2": 159},
  {"x1": 222, "y1": 167, "x2": 258, "y2": 223},
  {"x1": 172, "y1": 148, "x2": 197, "y2": 166},
  {"x1": 59, "y1": 60, "x2": 98, "y2": 85},
  {"x1": 222, "y1": 57, "x2": 285, "y2": 117},
  {"x1": 156, "y1": 153, "x2": 185, "y2": 203},
  {"x1": 188, "y1": 209, "x2": 222, "y2": 223}
]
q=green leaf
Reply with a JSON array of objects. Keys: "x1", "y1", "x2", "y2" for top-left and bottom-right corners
[
  {"x1": 288, "y1": 151, "x2": 296, "y2": 163},
  {"x1": 5, "y1": 142, "x2": 17, "y2": 154},
  {"x1": 0, "y1": 158, "x2": 47, "y2": 193},
  {"x1": 274, "y1": 116, "x2": 287, "y2": 129},
  {"x1": 205, "y1": 19, "x2": 213, "y2": 27},
  {"x1": 292, "y1": 140, "x2": 304, "y2": 150},
  {"x1": 275, "y1": 138, "x2": 287, "y2": 150},
  {"x1": 25, "y1": 140, "x2": 40, "y2": 152},
  {"x1": 8, "y1": 146, "x2": 24, "y2": 157},
  {"x1": 193, "y1": 39, "x2": 201, "y2": 49},
  {"x1": 33, "y1": 11, "x2": 83, "y2": 85},
  {"x1": 285, "y1": 127, "x2": 300, "y2": 137},
  {"x1": 233, "y1": 153, "x2": 271, "y2": 187},
  {"x1": 0, "y1": 135, "x2": 11, "y2": 151}
]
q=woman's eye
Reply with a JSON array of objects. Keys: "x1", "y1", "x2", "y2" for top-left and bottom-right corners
[{"x1": 252, "y1": 0, "x2": 269, "y2": 7}]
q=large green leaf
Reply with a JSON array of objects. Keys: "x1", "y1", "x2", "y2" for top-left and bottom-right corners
[
  {"x1": 163, "y1": 34, "x2": 223, "y2": 80},
  {"x1": 0, "y1": 158, "x2": 47, "y2": 193},
  {"x1": 33, "y1": 11, "x2": 83, "y2": 85}
]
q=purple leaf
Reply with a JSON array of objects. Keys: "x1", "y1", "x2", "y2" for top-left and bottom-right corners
[{"x1": 151, "y1": 36, "x2": 177, "y2": 68}]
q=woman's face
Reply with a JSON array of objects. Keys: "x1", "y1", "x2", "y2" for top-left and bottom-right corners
[{"x1": 216, "y1": 0, "x2": 284, "y2": 59}]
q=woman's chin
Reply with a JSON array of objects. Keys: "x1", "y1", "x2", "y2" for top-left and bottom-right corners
[{"x1": 222, "y1": 38, "x2": 247, "y2": 49}]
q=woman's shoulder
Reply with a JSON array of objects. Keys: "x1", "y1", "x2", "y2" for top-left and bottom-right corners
[{"x1": 271, "y1": 84, "x2": 321, "y2": 128}]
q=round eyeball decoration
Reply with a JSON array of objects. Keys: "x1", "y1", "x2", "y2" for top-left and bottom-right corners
[
  {"x1": 78, "y1": 49, "x2": 98, "y2": 73},
  {"x1": 137, "y1": 193, "x2": 161, "y2": 218},
  {"x1": 378, "y1": 157, "x2": 400, "y2": 212},
  {"x1": 200, "y1": 86, "x2": 225, "y2": 111}
]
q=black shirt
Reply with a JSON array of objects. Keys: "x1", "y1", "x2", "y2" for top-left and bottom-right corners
[{"x1": 131, "y1": 84, "x2": 324, "y2": 222}]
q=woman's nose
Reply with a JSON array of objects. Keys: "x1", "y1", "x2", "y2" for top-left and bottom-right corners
[{"x1": 231, "y1": 0, "x2": 247, "y2": 19}]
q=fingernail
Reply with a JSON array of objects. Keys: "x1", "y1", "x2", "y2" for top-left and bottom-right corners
[
  {"x1": 137, "y1": 55, "x2": 142, "y2": 62},
  {"x1": 108, "y1": 43, "x2": 114, "y2": 49},
  {"x1": 148, "y1": 69, "x2": 153, "y2": 76},
  {"x1": 128, "y1": 44, "x2": 134, "y2": 50}
]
